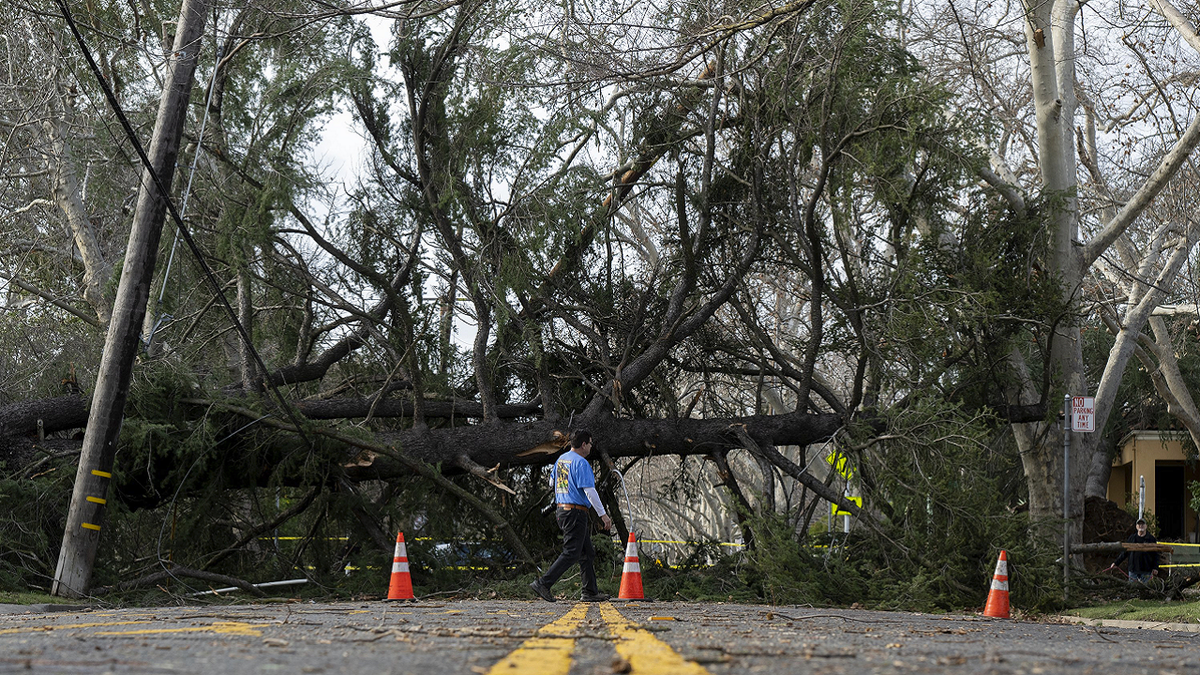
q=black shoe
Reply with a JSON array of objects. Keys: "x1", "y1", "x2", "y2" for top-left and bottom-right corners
[
  {"x1": 530, "y1": 579, "x2": 556, "y2": 602},
  {"x1": 580, "y1": 592, "x2": 611, "y2": 602}
]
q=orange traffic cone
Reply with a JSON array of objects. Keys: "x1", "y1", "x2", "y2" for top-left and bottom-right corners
[
  {"x1": 386, "y1": 532, "x2": 416, "y2": 601},
  {"x1": 617, "y1": 532, "x2": 647, "y2": 600},
  {"x1": 982, "y1": 550, "x2": 1010, "y2": 618}
]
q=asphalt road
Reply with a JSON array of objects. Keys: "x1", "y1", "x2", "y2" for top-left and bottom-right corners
[{"x1": 0, "y1": 599, "x2": 1196, "y2": 674}]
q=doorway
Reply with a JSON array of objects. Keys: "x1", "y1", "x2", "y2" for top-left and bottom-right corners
[{"x1": 1156, "y1": 463, "x2": 1185, "y2": 540}]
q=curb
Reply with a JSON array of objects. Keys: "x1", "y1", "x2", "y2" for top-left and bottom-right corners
[{"x1": 1054, "y1": 615, "x2": 1200, "y2": 632}]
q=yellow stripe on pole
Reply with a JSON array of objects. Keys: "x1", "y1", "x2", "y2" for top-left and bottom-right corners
[
  {"x1": 598, "y1": 603, "x2": 713, "y2": 675},
  {"x1": 91, "y1": 469, "x2": 112, "y2": 479},
  {"x1": 81, "y1": 522, "x2": 101, "y2": 531},
  {"x1": 86, "y1": 496, "x2": 107, "y2": 505},
  {"x1": 485, "y1": 603, "x2": 588, "y2": 675}
]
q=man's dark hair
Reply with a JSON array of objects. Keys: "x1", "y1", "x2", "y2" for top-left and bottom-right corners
[{"x1": 571, "y1": 430, "x2": 592, "y2": 449}]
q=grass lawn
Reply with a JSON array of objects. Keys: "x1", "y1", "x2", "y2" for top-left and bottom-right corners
[
  {"x1": 0, "y1": 591, "x2": 83, "y2": 605},
  {"x1": 1068, "y1": 598, "x2": 1200, "y2": 623}
]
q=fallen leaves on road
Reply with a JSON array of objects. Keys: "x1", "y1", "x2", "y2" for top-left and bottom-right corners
[{"x1": 910, "y1": 627, "x2": 970, "y2": 635}]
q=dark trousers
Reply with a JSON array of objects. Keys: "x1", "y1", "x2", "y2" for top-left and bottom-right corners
[{"x1": 538, "y1": 508, "x2": 597, "y2": 594}]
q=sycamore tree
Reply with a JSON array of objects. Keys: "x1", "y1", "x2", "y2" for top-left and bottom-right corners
[{"x1": 907, "y1": 0, "x2": 1200, "y2": 547}]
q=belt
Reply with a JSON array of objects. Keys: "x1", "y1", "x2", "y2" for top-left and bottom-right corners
[{"x1": 557, "y1": 503, "x2": 588, "y2": 511}]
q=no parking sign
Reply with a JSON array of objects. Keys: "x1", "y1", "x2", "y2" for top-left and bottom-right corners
[{"x1": 1071, "y1": 396, "x2": 1095, "y2": 432}]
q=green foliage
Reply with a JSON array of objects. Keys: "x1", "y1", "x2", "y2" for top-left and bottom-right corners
[
  {"x1": 638, "y1": 551, "x2": 760, "y2": 603},
  {"x1": 732, "y1": 510, "x2": 1063, "y2": 611},
  {"x1": 871, "y1": 191, "x2": 1069, "y2": 418},
  {"x1": 680, "y1": 398, "x2": 1066, "y2": 611},
  {"x1": 848, "y1": 398, "x2": 1063, "y2": 610},
  {"x1": 0, "y1": 590, "x2": 83, "y2": 605},
  {"x1": 0, "y1": 464, "x2": 73, "y2": 592},
  {"x1": 0, "y1": 0, "x2": 1105, "y2": 613}
]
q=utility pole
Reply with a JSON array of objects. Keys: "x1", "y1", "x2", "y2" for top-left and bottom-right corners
[{"x1": 52, "y1": 0, "x2": 212, "y2": 597}]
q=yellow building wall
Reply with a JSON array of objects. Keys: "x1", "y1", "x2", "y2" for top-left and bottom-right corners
[
  {"x1": 1108, "y1": 463, "x2": 1129, "y2": 508},
  {"x1": 1109, "y1": 432, "x2": 1198, "y2": 541}
]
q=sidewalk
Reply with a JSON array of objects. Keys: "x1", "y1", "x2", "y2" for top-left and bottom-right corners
[{"x1": 1055, "y1": 614, "x2": 1200, "y2": 632}]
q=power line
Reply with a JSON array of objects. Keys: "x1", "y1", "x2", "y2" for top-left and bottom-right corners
[{"x1": 147, "y1": 12, "x2": 227, "y2": 353}]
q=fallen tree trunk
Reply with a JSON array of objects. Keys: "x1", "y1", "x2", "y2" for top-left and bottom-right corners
[
  {"x1": 0, "y1": 396, "x2": 88, "y2": 474},
  {"x1": 0, "y1": 395, "x2": 88, "y2": 437},
  {"x1": 295, "y1": 397, "x2": 540, "y2": 420},
  {"x1": 1073, "y1": 542, "x2": 1174, "y2": 553},
  {"x1": 4, "y1": 394, "x2": 844, "y2": 538},
  {"x1": 348, "y1": 410, "x2": 845, "y2": 479},
  {"x1": 2, "y1": 394, "x2": 842, "y2": 477}
]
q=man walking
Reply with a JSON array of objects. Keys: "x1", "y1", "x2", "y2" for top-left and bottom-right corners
[
  {"x1": 1113, "y1": 518, "x2": 1160, "y2": 583},
  {"x1": 530, "y1": 430, "x2": 612, "y2": 602}
]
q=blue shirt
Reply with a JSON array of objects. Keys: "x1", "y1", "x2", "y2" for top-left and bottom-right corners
[{"x1": 553, "y1": 450, "x2": 595, "y2": 505}]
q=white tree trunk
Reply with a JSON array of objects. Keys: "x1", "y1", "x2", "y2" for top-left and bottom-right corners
[
  {"x1": 43, "y1": 117, "x2": 112, "y2": 325},
  {"x1": 1015, "y1": 0, "x2": 1087, "y2": 535},
  {"x1": 1010, "y1": 0, "x2": 1200, "y2": 545}
]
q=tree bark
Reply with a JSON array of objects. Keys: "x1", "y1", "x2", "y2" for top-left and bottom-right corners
[
  {"x1": 43, "y1": 114, "x2": 112, "y2": 325},
  {"x1": 1009, "y1": 0, "x2": 1086, "y2": 547},
  {"x1": 0, "y1": 395, "x2": 88, "y2": 437},
  {"x1": 345, "y1": 410, "x2": 843, "y2": 479},
  {"x1": 294, "y1": 397, "x2": 540, "y2": 420},
  {"x1": 709, "y1": 450, "x2": 756, "y2": 551}
]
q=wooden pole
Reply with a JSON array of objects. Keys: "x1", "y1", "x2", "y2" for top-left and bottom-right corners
[{"x1": 52, "y1": 0, "x2": 212, "y2": 597}]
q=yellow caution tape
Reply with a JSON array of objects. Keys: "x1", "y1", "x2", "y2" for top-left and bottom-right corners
[
  {"x1": 257, "y1": 536, "x2": 349, "y2": 541},
  {"x1": 637, "y1": 539, "x2": 745, "y2": 547}
]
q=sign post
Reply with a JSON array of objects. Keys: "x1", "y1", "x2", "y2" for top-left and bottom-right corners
[
  {"x1": 1062, "y1": 395, "x2": 1070, "y2": 600},
  {"x1": 1138, "y1": 476, "x2": 1145, "y2": 520},
  {"x1": 1063, "y1": 395, "x2": 1096, "y2": 600},
  {"x1": 831, "y1": 496, "x2": 863, "y2": 533}
]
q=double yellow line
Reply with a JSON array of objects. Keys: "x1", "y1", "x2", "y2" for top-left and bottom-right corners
[{"x1": 486, "y1": 602, "x2": 710, "y2": 675}]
